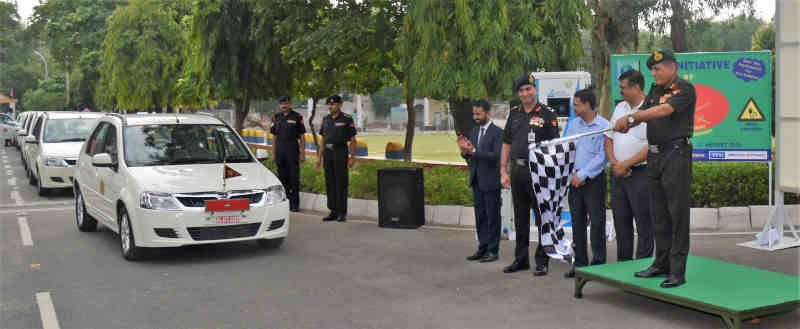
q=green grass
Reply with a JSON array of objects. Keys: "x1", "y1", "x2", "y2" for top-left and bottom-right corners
[{"x1": 358, "y1": 133, "x2": 464, "y2": 162}]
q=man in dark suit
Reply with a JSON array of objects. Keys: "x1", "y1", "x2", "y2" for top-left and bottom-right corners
[{"x1": 458, "y1": 99, "x2": 503, "y2": 263}]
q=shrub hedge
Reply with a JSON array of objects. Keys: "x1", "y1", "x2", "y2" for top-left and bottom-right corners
[{"x1": 261, "y1": 157, "x2": 797, "y2": 207}]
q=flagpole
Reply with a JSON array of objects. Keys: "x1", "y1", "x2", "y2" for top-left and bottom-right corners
[{"x1": 535, "y1": 127, "x2": 614, "y2": 148}]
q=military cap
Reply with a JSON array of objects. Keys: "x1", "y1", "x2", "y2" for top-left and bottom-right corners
[
  {"x1": 646, "y1": 49, "x2": 676, "y2": 69},
  {"x1": 325, "y1": 94, "x2": 343, "y2": 104},
  {"x1": 513, "y1": 73, "x2": 536, "y2": 93},
  {"x1": 277, "y1": 95, "x2": 291, "y2": 103}
]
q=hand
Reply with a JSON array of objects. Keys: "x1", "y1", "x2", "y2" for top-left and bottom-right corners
[
  {"x1": 315, "y1": 159, "x2": 321, "y2": 170},
  {"x1": 456, "y1": 136, "x2": 471, "y2": 152},
  {"x1": 613, "y1": 117, "x2": 630, "y2": 133},
  {"x1": 612, "y1": 163, "x2": 630, "y2": 178},
  {"x1": 347, "y1": 157, "x2": 355, "y2": 168},
  {"x1": 299, "y1": 152, "x2": 305, "y2": 162},
  {"x1": 501, "y1": 172, "x2": 511, "y2": 189},
  {"x1": 571, "y1": 174, "x2": 584, "y2": 188},
  {"x1": 271, "y1": 151, "x2": 276, "y2": 161}
]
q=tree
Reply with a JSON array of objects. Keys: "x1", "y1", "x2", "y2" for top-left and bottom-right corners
[
  {"x1": 405, "y1": 0, "x2": 589, "y2": 134},
  {"x1": 0, "y1": 2, "x2": 41, "y2": 109},
  {"x1": 20, "y1": 76, "x2": 68, "y2": 111},
  {"x1": 370, "y1": 86, "x2": 403, "y2": 118},
  {"x1": 751, "y1": 22, "x2": 775, "y2": 52},
  {"x1": 686, "y1": 15, "x2": 764, "y2": 52},
  {"x1": 98, "y1": 0, "x2": 185, "y2": 112},
  {"x1": 30, "y1": 0, "x2": 119, "y2": 108},
  {"x1": 189, "y1": 0, "x2": 293, "y2": 130}
]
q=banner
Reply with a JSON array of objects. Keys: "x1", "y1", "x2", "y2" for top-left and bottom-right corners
[{"x1": 611, "y1": 51, "x2": 773, "y2": 162}]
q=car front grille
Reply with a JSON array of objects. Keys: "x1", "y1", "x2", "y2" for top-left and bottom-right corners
[
  {"x1": 154, "y1": 228, "x2": 179, "y2": 238},
  {"x1": 186, "y1": 223, "x2": 261, "y2": 241},
  {"x1": 175, "y1": 192, "x2": 263, "y2": 208}
]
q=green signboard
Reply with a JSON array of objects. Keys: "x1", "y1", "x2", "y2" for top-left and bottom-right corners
[{"x1": 610, "y1": 51, "x2": 772, "y2": 162}]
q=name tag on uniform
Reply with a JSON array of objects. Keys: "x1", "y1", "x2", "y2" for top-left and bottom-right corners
[
  {"x1": 287, "y1": 120, "x2": 296, "y2": 124},
  {"x1": 528, "y1": 132, "x2": 536, "y2": 143},
  {"x1": 335, "y1": 122, "x2": 346, "y2": 127}
]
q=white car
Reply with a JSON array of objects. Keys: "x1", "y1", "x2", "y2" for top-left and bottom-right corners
[
  {"x1": 74, "y1": 113, "x2": 289, "y2": 260},
  {"x1": 14, "y1": 111, "x2": 39, "y2": 151},
  {"x1": 18, "y1": 111, "x2": 44, "y2": 168},
  {"x1": 1, "y1": 113, "x2": 18, "y2": 146},
  {"x1": 26, "y1": 112, "x2": 103, "y2": 196}
]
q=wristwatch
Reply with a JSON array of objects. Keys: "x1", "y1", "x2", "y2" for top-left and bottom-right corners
[{"x1": 627, "y1": 114, "x2": 636, "y2": 125}]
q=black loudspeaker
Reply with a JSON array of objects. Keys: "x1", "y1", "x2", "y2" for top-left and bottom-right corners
[{"x1": 377, "y1": 167, "x2": 425, "y2": 228}]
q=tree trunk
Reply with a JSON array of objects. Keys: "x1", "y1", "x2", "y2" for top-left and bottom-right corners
[
  {"x1": 670, "y1": 0, "x2": 688, "y2": 52},
  {"x1": 234, "y1": 95, "x2": 251, "y2": 132},
  {"x1": 591, "y1": 2, "x2": 613, "y2": 119},
  {"x1": 449, "y1": 98, "x2": 474, "y2": 137},
  {"x1": 309, "y1": 98, "x2": 319, "y2": 154},
  {"x1": 402, "y1": 94, "x2": 415, "y2": 162}
]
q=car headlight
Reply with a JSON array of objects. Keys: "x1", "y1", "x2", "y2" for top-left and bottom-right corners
[
  {"x1": 45, "y1": 157, "x2": 67, "y2": 167},
  {"x1": 263, "y1": 185, "x2": 286, "y2": 205},
  {"x1": 139, "y1": 192, "x2": 181, "y2": 211}
]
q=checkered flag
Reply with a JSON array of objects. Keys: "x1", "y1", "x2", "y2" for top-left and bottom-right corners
[{"x1": 529, "y1": 140, "x2": 576, "y2": 263}]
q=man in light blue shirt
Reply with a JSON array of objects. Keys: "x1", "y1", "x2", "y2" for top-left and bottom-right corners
[{"x1": 564, "y1": 88, "x2": 609, "y2": 278}]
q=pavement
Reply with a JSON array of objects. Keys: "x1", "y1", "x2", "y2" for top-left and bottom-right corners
[{"x1": 1, "y1": 145, "x2": 798, "y2": 329}]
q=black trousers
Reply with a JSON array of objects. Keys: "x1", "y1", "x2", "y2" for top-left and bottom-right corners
[
  {"x1": 568, "y1": 172, "x2": 607, "y2": 267},
  {"x1": 275, "y1": 141, "x2": 300, "y2": 209},
  {"x1": 648, "y1": 143, "x2": 692, "y2": 277},
  {"x1": 323, "y1": 146, "x2": 349, "y2": 215},
  {"x1": 611, "y1": 166, "x2": 654, "y2": 261},
  {"x1": 510, "y1": 162, "x2": 549, "y2": 266},
  {"x1": 473, "y1": 187, "x2": 501, "y2": 254}
]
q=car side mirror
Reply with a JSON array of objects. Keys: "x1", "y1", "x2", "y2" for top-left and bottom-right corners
[
  {"x1": 92, "y1": 153, "x2": 114, "y2": 167},
  {"x1": 24, "y1": 136, "x2": 38, "y2": 144}
]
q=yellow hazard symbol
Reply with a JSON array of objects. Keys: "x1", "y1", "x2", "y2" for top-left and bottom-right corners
[{"x1": 737, "y1": 98, "x2": 765, "y2": 121}]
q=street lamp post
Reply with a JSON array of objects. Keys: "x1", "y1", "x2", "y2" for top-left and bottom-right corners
[{"x1": 31, "y1": 50, "x2": 48, "y2": 80}]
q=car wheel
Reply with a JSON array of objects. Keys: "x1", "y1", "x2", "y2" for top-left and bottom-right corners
[
  {"x1": 257, "y1": 237, "x2": 284, "y2": 249},
  {"x1": 37, "y1": 168, "x2": 50, "y2": 196},
  {"x1": 75, "y1": 189, "x2": 97, "y2": 232},
  {"x1": 119, "y1": 207, "x2": 144, "y2": 261}
]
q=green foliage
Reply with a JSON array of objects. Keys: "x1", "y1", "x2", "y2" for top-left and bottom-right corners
[
  {"x1": 0, "y1": 2, "x2": 41, "y2": 107},
  {"x1": 20, "y1": 76, "x2": 68, "y2": 110},
  {"x1": 30, "y1": 0, "x2": 119, "y2": 108},
  {"x1": 751, "y1": 22, "x2": 775, "y2": 52},
  {"x1": 686, "y1": 15, "x2": 764, "y2": 51},
  {"x1": 98, "y1": 0, "x2": 185, "y2": 111}
]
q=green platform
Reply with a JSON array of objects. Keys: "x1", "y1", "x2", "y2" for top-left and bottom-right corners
[{"x1": 574, "y1": 255, "x2": 799, "y2": 329}]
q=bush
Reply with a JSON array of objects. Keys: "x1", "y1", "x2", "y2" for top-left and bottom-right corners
[{"x1": 262, "y1": 156, "x2": 797, "y2": 208}]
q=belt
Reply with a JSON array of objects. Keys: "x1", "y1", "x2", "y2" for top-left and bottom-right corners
[
  {"x1": 513, "y1": 158, "x2": 529, "y2": 166},
  {"x1": 631, "y1": 164, "x2": 647, "y2": 170},
  {"x1": 649, "y1": 138, "x2": 690, "y2": 154},
  {"x1": 324, "y1": 143, "x2": 347, "y2": 149}
]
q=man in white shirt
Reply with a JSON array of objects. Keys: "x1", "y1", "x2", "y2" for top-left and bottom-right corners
[{"x1": 605, "y1": 70, "x2": 654, "y2": 261}]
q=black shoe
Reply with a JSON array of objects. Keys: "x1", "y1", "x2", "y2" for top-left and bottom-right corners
[
  {"x1": 466, "y1": 250, "x2": 486, "y2": 261},
  {"x1": 479, "y1": 253, "x2": 499, "y2": 263},
  {"x1": 533, "y1": 265, "x2": 549, "y2": 277},
  {"x1": 634, "y1": 267, "x2": 668, "y2": 278},
  {"x1": 336, "y1": 213, "x2": 347, "y2": 222},
  {"x1": 322, "y1": 212, "x2": 337, "y2": 221},
  {"x1": 564, "y1": 268, "x2": 575, "y2": 278},
  {"x1": 660, "y1": 276, "x2": 686, "y2": 288},
  {"x1": 502, "y1": 260, "x2": 530, "y2": 273},
  {"x1": 290, "y1": 206, "x2": 300, "y2": 212}
]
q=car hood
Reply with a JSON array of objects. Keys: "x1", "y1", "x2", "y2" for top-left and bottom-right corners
[
  {"x1": 127, "y1": 162, "x2": 281, "y2": 194},
  {"x1": 41, "y1": 142, "x2": 85, "y2": 158}
]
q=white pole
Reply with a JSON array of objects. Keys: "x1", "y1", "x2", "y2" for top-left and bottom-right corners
[{"x1": 769, "y1": 161, "x2": 773, "y2": 207}]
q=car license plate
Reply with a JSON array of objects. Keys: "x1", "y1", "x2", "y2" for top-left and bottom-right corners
[
  {"x1": 205, "y1": 198, "x2": 250, "y2": 212},
  {"x1": 215, "y1": 215, "x2": 241, "y2": 225}
]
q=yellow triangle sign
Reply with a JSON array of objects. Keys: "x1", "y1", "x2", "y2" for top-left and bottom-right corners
[{"x1": 737, "y1": 98, "x2": 765, "y2": 121}]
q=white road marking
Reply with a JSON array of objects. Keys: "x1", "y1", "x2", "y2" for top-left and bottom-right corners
[
  {"x1": 3, "y1": 165, "x2": 10, "y2": 169},
  {"x1": 6, "y1": 170, "x2": 12, "y2": 175},
  {"x1": 8, "y1": 177, "x2": 16, "y2": 186},
  {"x1": 0, "y1": 201, "x2": 72, "y2": 209},
  {"x1": 9, "y1": 190, "x2": 23, "y2": 205},
  {"x1": 18, "y1": 216, "x2": 33, "y2": 246},
  {"x1": 35, "y1": 292, "x2": 62, "y2": 329},
  {"x1": 0, "y1": 206, "x2": 73, "y2": 215}
]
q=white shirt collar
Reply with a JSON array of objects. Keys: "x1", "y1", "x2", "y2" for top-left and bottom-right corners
[{"x1": 479, "y1": 121, "x2": 492, "y2": 130}]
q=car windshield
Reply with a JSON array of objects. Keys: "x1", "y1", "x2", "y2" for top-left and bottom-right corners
[
  {"x1": 43, "y1": 118, "x2": 98, "y2": 143},
  {"x1": 124, "y1": 124, "x2": 254, "y2": 167}
]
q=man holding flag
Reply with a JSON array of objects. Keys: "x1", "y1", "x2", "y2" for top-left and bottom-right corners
[{"x1": 613, "y1": 49, "x2": 696, "y2": 288}]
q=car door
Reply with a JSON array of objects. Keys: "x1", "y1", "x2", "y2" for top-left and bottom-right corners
[
  {"x1": 26, "y1": 116, "x2": 44, "y2": 171},
  {"x1": 79, "y1": 122, "x2": 110, "y2": 221},
  {"x1": 95, "y1": 124, "x2": 121, "y2": 223}
]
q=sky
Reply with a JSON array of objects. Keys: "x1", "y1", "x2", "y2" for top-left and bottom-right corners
[{"x1": 10, "y1": 0, "x2": 777, "y2": 25}]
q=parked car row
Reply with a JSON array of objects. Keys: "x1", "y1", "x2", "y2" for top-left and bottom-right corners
[{"x1": 5, "y1": 111, "x2": 289, "y2": 261}]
